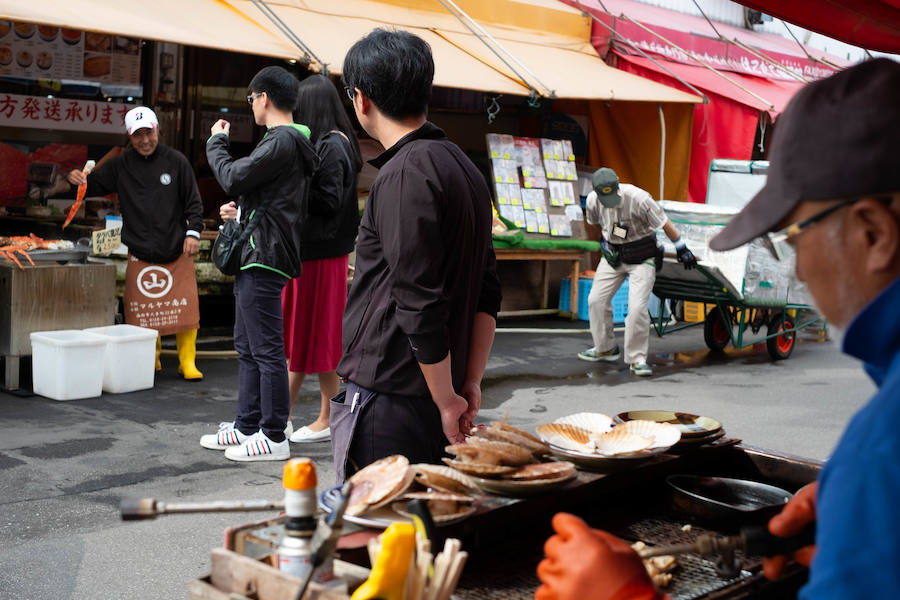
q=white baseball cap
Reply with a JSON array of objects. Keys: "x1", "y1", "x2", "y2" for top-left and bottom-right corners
[{"x1": 124, "y1": 107, "x2": 159, "y2": 135}]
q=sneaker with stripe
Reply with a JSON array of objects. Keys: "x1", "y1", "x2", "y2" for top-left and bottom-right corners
[
  {"x1": 200, "y1": 421, "x2": 251, "y2": 450},
  {"x1": 224, "y1": 431, "x2": 290, "y2": 462}
]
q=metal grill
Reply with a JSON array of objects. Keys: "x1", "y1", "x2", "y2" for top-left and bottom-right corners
[
  {"x1": 453, "y1": 515, "x2": 757, "y2": 600},
  {"x1": 624, "y1": 517, "x2": 754, "y2": 600}
]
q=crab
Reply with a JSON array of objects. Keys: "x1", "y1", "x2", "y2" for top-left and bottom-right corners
[{"x1": 0, "y1": 234, "x2": 67, "y2": 269}]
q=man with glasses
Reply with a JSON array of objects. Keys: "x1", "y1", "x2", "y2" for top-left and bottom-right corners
[
  {"x1": 535, "y1": 58, "x2": 900, "y2": 600},
  {"x1": 201, "y1": 66, "x2": 318, "y2": 462}
]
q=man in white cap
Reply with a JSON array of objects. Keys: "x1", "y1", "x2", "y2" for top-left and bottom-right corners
[
  {"x1": 578, "y1": 167, "x2": 697, "y2": 376},
  {"x1": 68, "y1": 107, "x2": 205, "y2": 380}
]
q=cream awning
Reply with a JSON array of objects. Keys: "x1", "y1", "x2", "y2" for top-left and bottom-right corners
[
  {"x1": 0, "y1": 0, "x2": 297, "y2": 60},
  {"x1": 3, "y1": 0, "x2": 700, "y2": 103}
]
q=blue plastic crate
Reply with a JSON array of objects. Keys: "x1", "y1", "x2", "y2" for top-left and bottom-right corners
[{"x1": 559, "y1": 277, "x2": 629, "y2": 323}]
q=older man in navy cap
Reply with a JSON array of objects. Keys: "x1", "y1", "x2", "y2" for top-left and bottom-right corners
[{"x1": 537, "y1": 58, "x2": 900, "y2": 600}]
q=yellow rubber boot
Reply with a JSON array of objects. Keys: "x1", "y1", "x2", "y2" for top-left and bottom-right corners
[
  {"x1": 176, "y1": 329, "x2": 203, "y2": 381},
  {"x1": 155, "y1": 336, "x2": 162, "y2": 371}
]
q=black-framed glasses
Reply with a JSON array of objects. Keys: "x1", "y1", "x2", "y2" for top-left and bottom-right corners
[
  {"x1": 246, "y1": 92, "x2": 263, "y2": 106},
  {"x1": 344, "y1": 85, "x2": 355, "y2": 101},
  {"x1": 761, "y1": 197, "x2": 862, "y2": 261}
]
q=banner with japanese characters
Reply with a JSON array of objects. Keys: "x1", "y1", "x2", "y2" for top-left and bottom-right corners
[
  {"x1": 0, "y1": 93, "x2": 136, "y2": 134},
  {"x1": 124, "y1": 253, "x2": 200, "y2": 336}
]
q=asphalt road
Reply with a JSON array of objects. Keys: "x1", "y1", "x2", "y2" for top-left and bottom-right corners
[{"x1": 0, "y1": 320, "x2": 873, "y2": 600}]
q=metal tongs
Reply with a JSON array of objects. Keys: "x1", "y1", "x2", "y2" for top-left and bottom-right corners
[{"x1": 637, "y1": 524, "x2": 816, "y2": 578}]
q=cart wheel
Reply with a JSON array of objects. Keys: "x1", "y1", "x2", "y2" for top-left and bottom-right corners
[
  {"x1": 670, "y1": 300, "x2": 685, "y2": 322},
  {"x1": 766, "y1": 317, "x2": 796, "y2": 360},
  {"x1": 703, "y1": 307, "x2": 731, "y2": 352}
]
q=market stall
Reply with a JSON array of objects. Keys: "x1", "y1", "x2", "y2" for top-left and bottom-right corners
[{"x1": 135, "y1": 416, "x2": 819, "y2": 599}]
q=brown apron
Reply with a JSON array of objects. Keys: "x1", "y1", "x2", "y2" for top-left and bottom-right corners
[{"x1": 123, "y1": 253, "x2": 200, "y2": 336}]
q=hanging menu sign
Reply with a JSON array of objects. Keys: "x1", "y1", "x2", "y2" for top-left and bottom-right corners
[{"x1": 0, "y1": 21, "x2": 140, "y2": 84}]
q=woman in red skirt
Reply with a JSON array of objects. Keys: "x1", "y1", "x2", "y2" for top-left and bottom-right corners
[{"x1": 283, "y1": 74, "x2": 362, "y2": 443}]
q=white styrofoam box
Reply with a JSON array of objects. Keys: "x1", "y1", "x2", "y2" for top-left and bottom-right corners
[
  {"x1": 84, "y1": 324, "x2": 157, "y2": 393},
  {"x1": 30, "y1": 330, "x2": 107, "y2": 401}
]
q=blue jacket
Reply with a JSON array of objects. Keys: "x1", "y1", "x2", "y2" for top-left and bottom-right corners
[{"x1": 802, "y1": 275, "x2": 900, "y2": 598}]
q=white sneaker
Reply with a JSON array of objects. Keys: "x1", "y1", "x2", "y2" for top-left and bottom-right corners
[
  {"x1": 200, "y1": 422, "x2": 251, "y2": 450},
  {"x1": 284, "y1": 421, "x2": 294, "y2": 438},
  {"x1": 290, "y1": 426, "x2": 331, "y2": 443},
  {"x1": 224, "y1": 431, "x2": 290, "y2": 462}
]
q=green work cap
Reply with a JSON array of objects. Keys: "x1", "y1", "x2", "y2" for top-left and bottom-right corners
[{"x1": 592, "y1": 168, "x2": 620, "y2": 207}]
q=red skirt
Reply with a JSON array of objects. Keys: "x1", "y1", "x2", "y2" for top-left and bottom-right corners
[{"x1": 281, "y1": 255, "x2": 349, "y2": 374}]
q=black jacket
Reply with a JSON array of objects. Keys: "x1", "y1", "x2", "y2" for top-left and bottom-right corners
[
  {"x1": 85, "y1": 144, "x2": 203, "y2": 264},
  {"x1": 206, "y1": 125, "x2": 318, "y2": 279},
  {"x1": 337, "y1": 122, "x2": 502, "y2": 398},
  {"x1": 302, "y1": 131, "x2": 360, "y2": 261}
]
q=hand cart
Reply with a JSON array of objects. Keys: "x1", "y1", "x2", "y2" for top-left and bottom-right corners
[{"x1": 651, "y1": 259, "x2": 825, "y2": 360}]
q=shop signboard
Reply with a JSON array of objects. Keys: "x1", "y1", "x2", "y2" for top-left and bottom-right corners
[{"x1": 0, "y1": 93, "x2": 136, "y2": 134}]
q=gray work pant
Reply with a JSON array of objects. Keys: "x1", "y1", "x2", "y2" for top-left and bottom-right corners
[{"x1": 588, "y1": 259, "x2": 656, "y2": 364}]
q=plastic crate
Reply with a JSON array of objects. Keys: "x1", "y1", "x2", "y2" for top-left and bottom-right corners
[
  {"x1": 84, "y1": 324, "x2": 157, "y2": 393},
  {"x1": 30, "y1": 329, "x2": 107, "y2": 400},
  {"x1": 559, "y1": 277, "x2": 629, "y2": 323},
  {"x1": 684, "y1": 301, "x2": 715, "y2": 323}
]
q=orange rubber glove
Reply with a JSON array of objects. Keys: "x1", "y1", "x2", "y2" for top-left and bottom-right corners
[
  {"x1": 536, "y1": 513, "x2": 663, "y2": 600},
  {"x1": 762, "y1": 482, "x2": 818, "y2": 581}
]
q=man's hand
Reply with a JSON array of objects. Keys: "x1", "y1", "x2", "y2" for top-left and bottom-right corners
[
  {"x1": 763, "y1": 482, "x2": 817, "y2": 580},
  {"x1": 459, "y1": 380, "x2": 481, "y2": 435},
  {"x1": 536, "y1": 513, "x2": 660, "y2": 600},
  {"x1": 67, "y1": 169, "x2": 87, "y2": 187},
  {"x1": 210, "y1": 119, "x2": 230, "y2": 137},
  {"x1": 433, "y1": 392, "x2": 469, "y2": 445},
  {"x1": 183, "y1": 237, "x2": 200, "y2": 256},
  {"x1": 676, "y1": 246, "x2": 698, "y2": 270},
  {"x1": 220, "y1": 201, "x2": 237, "y2": 222}
]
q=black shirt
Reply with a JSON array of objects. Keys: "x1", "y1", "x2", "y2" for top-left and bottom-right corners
[
  {"x1": 337, "y1": 122, "x2": 502, "y2": 397},
  {"x1": 86, "y1": 144, "x2": 203, "y2": 264}
]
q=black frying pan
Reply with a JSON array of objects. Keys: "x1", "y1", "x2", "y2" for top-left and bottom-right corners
[{"x1": 666, "y1": 474, "x2": 793, "y2": 529}]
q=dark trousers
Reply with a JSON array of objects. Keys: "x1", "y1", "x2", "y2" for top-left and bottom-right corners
[
  {"x1": 233, "y1": 268, "x2": 289, "y2": 442},
  {"x1": 331, "y1": 381, "x2": 447, "y2": 484}
]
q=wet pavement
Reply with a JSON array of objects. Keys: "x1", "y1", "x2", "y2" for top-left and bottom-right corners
[{"x1": 0, "y1": 319, "x2": 873, "y2": 600}]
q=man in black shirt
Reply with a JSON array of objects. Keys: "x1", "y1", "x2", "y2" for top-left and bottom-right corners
[
  {"x1": 68, "y1": 107, "x2": 204, "y2": 381},
  {"x1": 332, "y1": 29, "x2": 502, "y2": 482}
]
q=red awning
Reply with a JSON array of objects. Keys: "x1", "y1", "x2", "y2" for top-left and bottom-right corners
[
  {"x1": 565, "y1": 0, "x2": 849, "y2": 82},
  {"x1": 614, "y1": 52, "x2": 804, "y2": 115},
  {"x1": 737, "y1": 1, "x2": 900, "y2": 54}
]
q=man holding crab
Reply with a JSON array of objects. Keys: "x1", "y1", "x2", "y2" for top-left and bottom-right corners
[{"x1": 67, "y1": 107, "x2": 205, "y2": 381}]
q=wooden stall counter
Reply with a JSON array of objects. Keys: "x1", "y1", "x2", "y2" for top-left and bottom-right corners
[{"x1": 494, "y1": 247, "x2": 583, "y2": 320}]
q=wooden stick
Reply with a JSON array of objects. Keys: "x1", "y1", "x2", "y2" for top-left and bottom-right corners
[
  {"x1": 367, "y1": 537, "x2": 380, "y2": 568},
  {"x1": 438, "y1": 551, "x2": 468, "y2": 600},
  {"x1": 426, "y1": 551, "x2": 449, "y2": 600}
]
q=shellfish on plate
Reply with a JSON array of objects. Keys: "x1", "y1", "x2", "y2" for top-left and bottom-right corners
[
  {"x1": 412, "y1": 463, "x2": 481, "y2": 495},
  {"x1": 392, "y1": 491, "x2": 476, "y2": 523},
  {"x1": 553, "y1": 412, "x2": 614, "y2": 435},
  {"x1": 346, "y1": 454, "x2": 413, "y2": 516},
  {"x1": 615, "y1": 420, "x2": 681, "y2": 450}
]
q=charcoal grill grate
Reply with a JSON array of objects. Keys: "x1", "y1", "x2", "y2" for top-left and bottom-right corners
[{"x1": 625, "y1": 517, "x2": 755, "y2": 600}]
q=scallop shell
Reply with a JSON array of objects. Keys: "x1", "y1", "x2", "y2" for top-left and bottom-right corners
[
  {"x1": 471, "y1": 424, "x2": 550, "y2": 456},
  {"x1": 392, "y1": 498, "x2": 477, "y2": 523},
  {"x1": 400, "y1": 491, "x2": 474, "y2": 503},
  {"x1": 412, "y1": 464, "x2": 481, "y2": 495},
  {"x1": 588, "y1": 430, "x2": 653, "y2": 457},
  {"x1": 445, "y1": 443, "x2": 506, "y2": 466},
  {"x1": 491, "y1": 421, "x2": 546, "y2": 446},
  {"x1": 442, "y1": 457, "x2": 517, "y2": 477},
  {"x1": 504, "y1": 461, "x2": 577, "y2": 481},
  {"x1": 554, "y1": 412, "x2": 615, "y2": 435},
  {"x1": 615, "y1": 420, "x2": 681, "y2": 451},
  {"x1": 467, "y1": 437, "x2": 534, "y2": 466},
  {"x1": 346, "y1": 455, "x2": 411, "y2": 516},
  {"x1": 535, "y1": 423, "x2": 595, "y2": 452}
]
